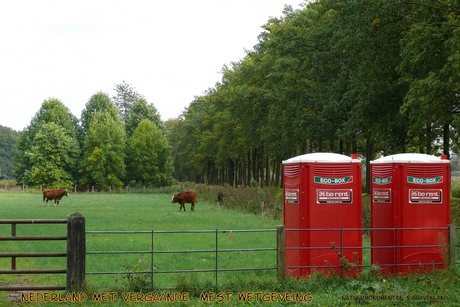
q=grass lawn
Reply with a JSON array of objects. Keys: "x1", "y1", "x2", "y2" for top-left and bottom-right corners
[{"x1": 0, "y1": 192, "x2": 282, "y2": 305}]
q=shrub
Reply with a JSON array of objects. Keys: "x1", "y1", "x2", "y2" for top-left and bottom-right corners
[{"x1": 118, "y1": 258, "x2": 152, "y2": 292}]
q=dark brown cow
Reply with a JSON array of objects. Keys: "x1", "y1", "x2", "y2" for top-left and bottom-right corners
[
  {"x1": 171, "y1": 190, "x2": 197, "y2": 211},
  {"x1": 217, "y1": 192, "x2": 224, "y2": 207},
  {"x1": 43, "y1": 188, "x2": 69, "y2": 206}
]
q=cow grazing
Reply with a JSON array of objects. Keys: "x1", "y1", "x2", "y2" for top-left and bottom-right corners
[
  {"x1": 171, "y1": 190, "x2": 197, "y2": 211},
  {"x1": 217, "y1": 192, "x2": 224, "y2": 207},
  {"x1": 42, "y1": 188, "x2": 69, "y2": 206}
]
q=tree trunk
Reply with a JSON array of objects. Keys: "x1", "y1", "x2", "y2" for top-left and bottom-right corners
[
  {"x1": 425, "y1": 124, "x2": 432, "y2": 155},
  {"x1": 247, "y1": 150, "x2": 252, "y2": 185},
  {"x1": 265, "y1": 149, "x2": 270, "y2": 187},
  {"x1": 274, "y1": 156, "x2": 281, "y2": 187},
  {"x1": 443, "y1": 124, "x2": 450, "y2": 159},
  {"x1": 365, "y1": 134, "x2": 374, "y2": 194},
  {"x1": 259, "y1": 147, "x2": 265, "y2": 187},
  {"x1": 253, "y1": 148, "x2": 258, "y2": 183},
  {"x1": 304, "y1": 139, "x2": 310, "y2": 154}
]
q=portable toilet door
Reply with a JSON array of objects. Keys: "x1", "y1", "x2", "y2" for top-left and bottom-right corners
[
  {"x1": 370, "y1": 153, "x2": 450, "y2": 274},
  {"x1": 283, "y1": 152, "x2": 362, "y2": 278},
  {"x1": 370, "y1": 156, "x2": 397, "y2": 275},
  {"x1": 283, "y1": 158, "x2": 303, "y2": 278}
]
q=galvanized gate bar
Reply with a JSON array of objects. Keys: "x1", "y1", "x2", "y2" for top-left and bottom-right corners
[
  {"x1": 285, "y1": 227, "x2": 448, "y2": 231},
  {"x1": 87, "y1": 229, "x2": 275, "y2": 234},
  {"x1": 87, "y1": 247, "x2": 276, "y2": 255},
  {"x1": 215, "y1": 229, "x2": 218, "y2": 287}
]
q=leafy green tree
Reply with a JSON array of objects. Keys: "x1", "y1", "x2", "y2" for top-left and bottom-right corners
[
  {"x1": 13, "y1": 98, "x2": 81, "y2": 184},
  {"x1": 80, "y1": 92, "x2": 119, "y2": 135},
  {"x1": 24, "y1": 122, "x2": 79, "y2": 187},
  {"x1": 125, "y1": 98, "x2": 164, "y2": 137},
  {"x1": 127, "y1": 120, "x2": 173, "y2": 186},
  {"x1": 0, "y1": 125, "x2": 20, "y2": 179},
  {"x1": 169, "y1": 97, "x2": 210, "y2": 182},
  {"x1": 398, "y1": 0, "x2": 459, "y2": 156},
  {"x1": 112, "y1": 81, "x2": 142, "y2": 121},
  {"x1": 81, "y1": 111, "x2": 126, "y2": 188},
  {"x1": 165, "y1": 118, "x2": 189, "y2": 181}
]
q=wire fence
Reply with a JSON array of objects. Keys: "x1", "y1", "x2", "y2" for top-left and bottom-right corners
[
  {"x1": 86, "y1": 228, "x2": 279, "y2": 290},
  {"x1": 85, "y1": 225, "x2": 459, "y2": 290}
]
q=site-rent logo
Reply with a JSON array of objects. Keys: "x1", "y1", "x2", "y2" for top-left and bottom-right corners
[{"x1": 314, "y1": 176, "x2": 352, "y2": 184}]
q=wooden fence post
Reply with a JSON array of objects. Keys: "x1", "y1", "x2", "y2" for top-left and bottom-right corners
[
  {"x1": 448, "y1": 224, "x2": 457, "y2": 269},
  {"x1": 277, "y1": 225, "x2": 286, "y2": 281},
  {"x1": 67, "y1": 212, "x2": 86, "y2": 291}
]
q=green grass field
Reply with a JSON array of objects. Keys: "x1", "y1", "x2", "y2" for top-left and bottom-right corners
[
  {"x1": 0, "y1": 191, "x2": 459, "y2": 306},
  {"x1": 0, "y1": 192, "x2": 282, "y2": 306}
]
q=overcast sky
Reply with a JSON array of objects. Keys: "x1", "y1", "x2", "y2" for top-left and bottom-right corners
[{"x1": 0, "y1": 0, "x2": 304, "y2": 131}]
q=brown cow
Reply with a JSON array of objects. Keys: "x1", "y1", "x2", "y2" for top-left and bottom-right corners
[
  {"x1": 43, "y1": 188, "x2": 69, "y2": 206},
  {"x1": 171, "y1": 190, "x2": 197, "y2": 211}
]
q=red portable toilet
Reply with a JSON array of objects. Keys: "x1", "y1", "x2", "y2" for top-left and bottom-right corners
[
  {"x1": 370, "y1": 153, "x2": 450, "y2": 275},
  {"x1": 283, "y1": 152, "x2": 362, "y2": 278}
]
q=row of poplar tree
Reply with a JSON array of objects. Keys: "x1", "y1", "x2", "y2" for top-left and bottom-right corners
[
  {"x1": 166, "y1": 0, "x2": 460, "y2": 191},
  {"x1": 13, "y1": 82, "x2": 174, "y2": 189}
]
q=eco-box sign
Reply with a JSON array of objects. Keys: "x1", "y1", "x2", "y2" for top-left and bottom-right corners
[
  {"x1": 314, "y1": 176, "x2": 353, "y2": 184},
  {"x1": 407, "y1": 176, "x2": 443, "y2": 184},
  {"x1": 372, "y1": 176, "x2": 392, "y2": 185}
]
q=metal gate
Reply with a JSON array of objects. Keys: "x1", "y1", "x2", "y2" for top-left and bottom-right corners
[{"x1": 0, "y1": 213, "x2": 85, "y2": 291}]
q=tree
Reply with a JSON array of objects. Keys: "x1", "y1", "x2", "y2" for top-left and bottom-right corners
[
  {"x1": 0, "y1": 125, "x2": 20, "y2": 179},
  {"x1": 125, "y1": 98, "x2": 164, "y2": 138},
  {"x1": 80, "y1": 111, "x2": 126, "y2": 188},
  {"x1": 398, "y1": 0, "x2": 460, "y2": 156},
  {"x1": 24, "y1": 122, "x2": 79, "y2": 187},
  {"x1": 168, "y1": 97, "x2": 210, "y2": 183},
  {"x1": 13, "y1": 98, "x2": 81, "y2": 184},
  {"x1": 112, "y1": 81, "x2": 142, "y2": 121},
  {"x1": 80, "y1": 92, "x2": 119, "y2": 135},
  {"x1": 127, "y1": 120, "x2": 173, "y2": 186}
]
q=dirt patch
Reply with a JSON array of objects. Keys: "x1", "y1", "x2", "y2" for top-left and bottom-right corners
[
  {"x1": 5, "y1": 290, "x2": 22, "y2": 303},
  {"x1": 1, "y1": 276, "x2": 32, "y2": 304}
]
